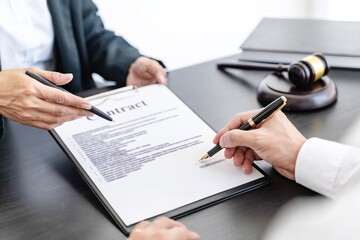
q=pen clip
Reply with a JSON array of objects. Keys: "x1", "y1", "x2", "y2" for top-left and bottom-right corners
[{"x1": 260, "y1": 96, "x2": 287, "y2": 124}]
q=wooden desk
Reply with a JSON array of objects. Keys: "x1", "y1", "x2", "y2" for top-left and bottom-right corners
[{"x1": 1, "y1": 54, "x2": 360, "y2": 239}]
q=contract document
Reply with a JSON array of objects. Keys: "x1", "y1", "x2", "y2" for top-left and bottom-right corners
[{"x1": 51, "y1": 84, "x2": 269, "y2": 234}]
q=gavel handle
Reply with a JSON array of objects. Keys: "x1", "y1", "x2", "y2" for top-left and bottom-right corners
[{"x1": 217, "y1": 60, "x2": 289, "y2": 72}]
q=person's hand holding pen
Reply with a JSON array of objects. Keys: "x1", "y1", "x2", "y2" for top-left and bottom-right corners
[
  {"x1": 213, "y1": 109, "x2": 306, "y2": 180},
  {"x1": 0, "y1": 68, "x2": 93, "y2": 130}
]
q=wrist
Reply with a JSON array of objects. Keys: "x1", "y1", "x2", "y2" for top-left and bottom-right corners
[{"x1": 293, "y1": 136, "x2": 307, "y2": 173}]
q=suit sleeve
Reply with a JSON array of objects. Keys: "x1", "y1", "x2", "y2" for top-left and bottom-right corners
[
  {"x1": 0, "y1": 115, "x2": 4, "y2": 140},
  {"x1": 81, "y1": 0, "x2": 142, "y2": 86}
]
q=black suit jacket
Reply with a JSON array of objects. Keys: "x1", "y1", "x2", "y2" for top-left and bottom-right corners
[
  {"x1": 48, "y1": 0, "x2": 142, "y2": 92},
  {"x1": 0, "y1": 0, "x2": 142, "y2": 139}
]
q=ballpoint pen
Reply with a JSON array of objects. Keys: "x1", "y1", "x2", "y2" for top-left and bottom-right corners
[
  {"x1": 25, "y1": 71, "x2": 114, "y2": 122},
  {"x1": 199, "y1": 96, "x2": 287, "y2": 161}
]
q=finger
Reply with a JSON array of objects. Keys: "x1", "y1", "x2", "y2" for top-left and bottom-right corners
[
  {"x1": 137, "y1": 71, "x2": 154, "y2": 80},
  {"x1": 23, "y1": 115, "x2": 83, "y2": 130},
  {"x1": 144, "y1": 59, "x2": 167, "y2": 83},
  {"x1": 14, "y1": 105, "x2": 89, "y2": 124},
  {"x1": 168, "y1": 227, "x2": 200, "y2": 240},
  {"x1": 27, "y1": 68, "x2": 73, "y2": 85},
  {"x1": 213, "y1": 109, "x2": 261, "y2": 144},
  {"x1": 153, "y1": 216, "x2": 183, "y2": 229},
  {"x1": 1, "y1": 94, "x2": 91, "y2": 129},
  {"x1": 39, "y1": 110, "x2": 89, "y2": 125},
  {"x1": 220, "y1": 129, "x2": 259, "y2": 149},
  {"x1": 155, "y1": 71, "x2": 167, "y2": 85},
  {"x1": 233, "y1": 147, "x2": 247, "y2": 167},
  {"x1": 224, "y1": 147, "x2": 236, "y2": 159},
  {"x1": 213, "y1": 126, "x2": 231, "y2": 144},
  {"x1": 34, "y1": 84, "x2": 92, "y2": 110},
  {"x1": 30, "y1": 97, "x2": 91, "y2": 118},
  {"x1": 243, "y1": 149, "x2": 256, "y2": 174},
  {"x1": 133, "y1": 220, "x2": 151, "y2": 230},
  {"x1": 187, "y1": 231, "x2": 201, "y2": 240},
  {"x1": 129, "y1": 221, "x2": 151, "y2": 239},
  {"x1": 225, "y1": 109, "x2": 261, "y2": 130},
  {"x1": 242, "y1": 158, "x2": 253, "y2": 174}
]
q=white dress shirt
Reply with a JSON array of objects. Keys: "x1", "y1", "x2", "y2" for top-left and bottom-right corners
[
  {"x1": 295, "y1": 137, "x2": 360, "y2": 199},
  {"x1": 0, "y1": 0, "x2": 55, "y2": 70},
  {"x1": 262, "y1": 137, "x2": 360, "y2": 240}
]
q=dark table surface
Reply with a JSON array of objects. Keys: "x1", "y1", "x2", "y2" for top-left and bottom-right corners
[{"x1": 1, "y1": 54, "x2": 360, "y2": 240}]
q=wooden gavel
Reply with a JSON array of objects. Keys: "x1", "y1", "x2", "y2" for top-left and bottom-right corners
[{"x1": 217, "y1": 54, "x2": 330, "y2": 87}]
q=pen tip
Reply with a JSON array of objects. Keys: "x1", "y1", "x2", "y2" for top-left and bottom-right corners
[
  {"x1": 199, "y1": 154, "x2": 209, "y2": 161},
  {"x1": 112, "y1": 120, "x2": 115, "y2": 122}
]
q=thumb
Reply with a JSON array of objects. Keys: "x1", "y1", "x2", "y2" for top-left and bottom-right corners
[
  {"x1": 30, "y1": 69, "x2": 73, "y2": 85},
  {"x1": 220, "y1": 129, "x2": 258, "y2": 149}
]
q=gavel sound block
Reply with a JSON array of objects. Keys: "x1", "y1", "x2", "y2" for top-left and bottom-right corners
[{"x1": 257, "y1": 72, "x2": 337, "y2": 111}]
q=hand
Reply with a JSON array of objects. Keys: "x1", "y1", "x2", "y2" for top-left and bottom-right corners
[
  {"x1": 213, "y1": 110, "x2": 307, "y2": 180},
  {"x1": 126, "y1": 57, "x2": 167, "y2": 87},
  {"x1": 128, "y1": 217, "x2": 200, "y2": 240},
  {"x1": 0, "y1": 68, "x2": 93, "y2": 130}
]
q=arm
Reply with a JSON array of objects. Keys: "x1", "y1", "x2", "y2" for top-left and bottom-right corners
[
  {"x1": 81, "y1": 0, "x2": 167, "y2": 87},
  {"x1": 214, "y1": 109, "x2": 360, "y2": 199}
]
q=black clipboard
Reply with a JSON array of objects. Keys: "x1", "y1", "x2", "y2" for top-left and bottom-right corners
[{"x1": 49, "y1": 85, "x2": 271, "y2": 236}]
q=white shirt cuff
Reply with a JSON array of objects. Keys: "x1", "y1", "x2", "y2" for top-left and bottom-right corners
[{"x1": 295, "y1": 137, "x2": 352, "y2": 198}]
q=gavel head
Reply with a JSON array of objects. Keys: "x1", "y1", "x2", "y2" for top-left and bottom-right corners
[{"x1": 288, "y1": 54, "x2": 330, "y2": 87}]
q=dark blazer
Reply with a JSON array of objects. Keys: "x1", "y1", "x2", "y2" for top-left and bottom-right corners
[{"x1": 0, "y1": 0, "x2": 142, "y2": 139}]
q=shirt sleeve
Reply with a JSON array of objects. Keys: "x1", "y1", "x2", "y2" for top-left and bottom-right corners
[{"x1": 295, "y1": 137, "x2": 360, "y2": 199}]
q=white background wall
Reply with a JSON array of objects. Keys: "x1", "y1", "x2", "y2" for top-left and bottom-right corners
[{"x1": 92, "y1": 0, "x2": 360, "y2": 70}]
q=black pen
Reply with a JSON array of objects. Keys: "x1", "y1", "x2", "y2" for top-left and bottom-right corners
[
  {"x1": 25, "y1": 71, "x2": 114, "y2": 122},
  {"x1": 199, "y1": 96, "x2": 287, "y2": 161}
]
